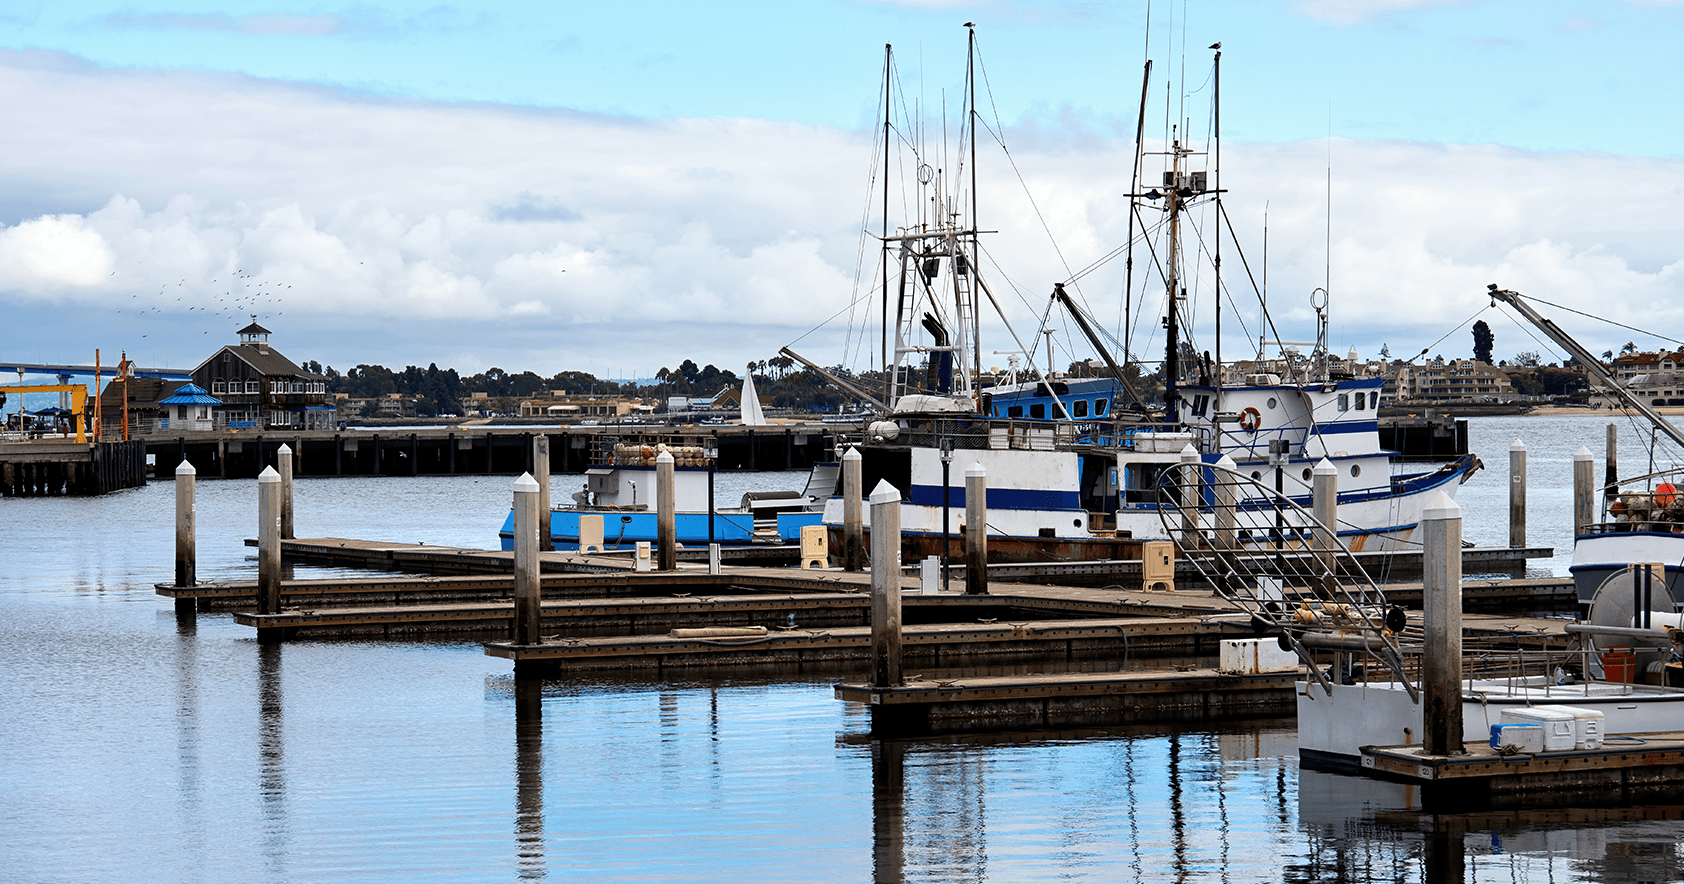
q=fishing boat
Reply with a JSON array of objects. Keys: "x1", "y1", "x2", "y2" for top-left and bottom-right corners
[{"x1": 790, "y1": 37, "x2": 1479, "y2": 563}]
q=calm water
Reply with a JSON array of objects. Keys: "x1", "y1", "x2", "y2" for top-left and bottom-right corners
[{"x1": 2, "y1": 444, "x2": 1681, "y2": 882}]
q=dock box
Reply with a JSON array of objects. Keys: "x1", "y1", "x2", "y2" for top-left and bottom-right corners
[
  {"x1": 1528, "y1": 704, "x2": 1604, "y2": 750},
  {"x1": 1499, "y1": 707, "x2": 1578, "y2": 752},
  {"x1": 1488, "y1": 724, "x2": 1544, "y2": 753},
  {"x1": 1218, "y1": 638, "x2": 1300, "y2": 675}
]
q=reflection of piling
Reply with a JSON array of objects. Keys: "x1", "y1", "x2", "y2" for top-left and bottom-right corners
[
  {"x1": 1422, "y1": 492, "x2": 1463, "y2": 757},
  {"x1": 514, "y1": 677, "x2": 545, "y2": 878},
  {"x1": 964, "y1": 463, "x2": 988, "y2": 595},
  {"x1": 842, "y1": 447, "x2": 863, "y2": 572},
  {"x1": 1509, "y1": 439, "x2": 1527, "y2": 548},
  {"x1": 656, "y1": 450, "x2": 676, "y2": 571},
  {"x1": 533, "y1": 435, "x2": 553, "y2": 551},
  {"x1": 869, "y1": 479, "x2": 903, "y2": 688},
  {"x1": 512, "y1": 473, "x2": 541, "y2": 648},
  {"x1": 174, "y1": 460, "x2": 196, "y2": 617},
  {"x1": 257, "y1": 467, "x2": 282, "y2": 622},
  {"x1": 870, "y1": 739, "x2": 906, "y2": 884},
  {"x1": 277, "y1": 444, "x2": 295, "y2": 540},
  {"x1": 1573, "y1": 446, "x2": 1595, "y2": 536}
]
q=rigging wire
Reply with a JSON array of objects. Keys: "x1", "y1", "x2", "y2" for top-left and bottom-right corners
[{"x1": 1508, "y1": 293, "x2": 1684, "y2": 349}]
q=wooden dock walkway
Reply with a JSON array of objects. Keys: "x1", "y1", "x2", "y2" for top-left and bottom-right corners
[{"x1": 1361, "y1": 732, "x2": 1684, "y2": 810}]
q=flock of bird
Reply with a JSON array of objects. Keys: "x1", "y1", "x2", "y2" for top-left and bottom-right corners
[{"x1": 112, "y1": 264, "x2": 293, "y2": 338}]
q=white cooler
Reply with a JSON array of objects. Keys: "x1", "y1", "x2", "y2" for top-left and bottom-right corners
[{"x1": 1500, "y1": 706, "x2": 1601, "y2": 751}]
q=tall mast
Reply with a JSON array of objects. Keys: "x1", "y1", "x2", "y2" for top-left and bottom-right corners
[
  {"x1": 967, "y1": 23, "x2": 981, "y2": 396},
  {"x1": 1124, "y1": 60, "x2": 1152, "y2": 374},
  {"x1": 1164, "y1": 135, "x2": 1183, "y2": 425},
  {"x1": 881, "y1": 44, "x2": 892, "y2": 408},
  {"x1": 1212, "y1": 46, "x2": 1222, "y2": 405}
]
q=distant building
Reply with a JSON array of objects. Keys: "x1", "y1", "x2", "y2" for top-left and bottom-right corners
[
  {"x1": 517, "y1": 391, "x2": 654, "y2": 420},
  {"x1": 191, "y1": 322, "x2": 333, "y2": 430},
  {"x1": 156, "y1": 383, "x2": 223, "y2": 432},
  {"x1": 1392, "y1": 358, "x2": 1514, "y2": 403}
]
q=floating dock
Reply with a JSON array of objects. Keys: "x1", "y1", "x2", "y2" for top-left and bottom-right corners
[{"x1": 1361, "y1": 733, "x2": 1684, "y2": 811}]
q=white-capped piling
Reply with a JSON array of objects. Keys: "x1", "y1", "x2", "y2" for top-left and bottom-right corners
[
  {"x1": 1312, "y1": 458, "x2": 1338, "y2": 592},
  {"x1": 512, "y1": 472, "x2": 541, "y2": 646},
  {"x1": 1178, "y1": 444, "x2": 1201, "y2": 539},
  {"x1": 656, "y1": 450, "x2": 677, "y2": 570},
  {"x1": 174, "y1": 460, "x2": 196, "y2": 615},
  {"x1": 708, "y1": 543, "x2": 721, "y2": 575},
  {"x1": 1422, "y1": 492, "x2": 1463, "y2": 756},
  {"x1": 842, "y1": 447, "x2": 864, "y2": 572},
  {"x1": 1573, "y1": 446, "x2": 1595, "y2": 536},
  {"x1": 533, "y1": 435, "x2": 553, "y2": 551},
  {"x1": 257, "y1": 466, "x2": 282, "y2": 617},
  {"x1": 964, "y1": 462, "x2": 988, "y2": 595},
  {"x1": 1212, "y1": 454, "x2": 1238, "y2": 549},
  {"x1": 277, "y1": 443, "x2": 294, "y2": 540},
  {"x1": 1509, "y1": 439, "x2": 1527, "y2": 548},
  {"x1": 869, "y1": 479, "x2": 903, "y2": 687}
]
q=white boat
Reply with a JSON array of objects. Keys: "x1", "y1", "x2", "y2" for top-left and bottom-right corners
[{"x1": 798, "y1": 39, "x2": 1477, "y2": 561}]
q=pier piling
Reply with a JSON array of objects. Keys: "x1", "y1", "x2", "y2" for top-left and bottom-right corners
[
  {"x1": 1422, "y1": 492, "x2": 1463, "y2": 756},
  {"x1": 1605, "y1": 423, "x2": 1618, "y2": 502},
  {"x1": 842, "y1": 447, "x2": 863, "y2": 572},
  {"x1": 512, "y1": 473, "x2": 541, "y2": 648},
  {"x1": 1509, "y1": 439, "x2": 1527, "y2": 549},
  {"x1": 964, "y1": 463, "x2": 988, "y2": 595},
  {"x1": 869, "y1": 479, "x2": 903, "y2": 688},
  {"x1": 277, "y1": 444, "x2": 295, "y2": 540},
  {"x1": 1213, "y1": 454, "x2": 1237, "y2": 549},
  {"x1": 656, "y1": 450, "x2": 677, "y2": 571},
  {"x1": 1312, "y1": 458, "x2": 1338, "y2": 594},
  {"x1": 1178, "y1": 444, "x2": 1200, "y2": 538},
  {"x1": 174, "y1": 459, "x2": 196, "y2": 616},
  {"x1": 257, "y1": 467, "x2": 282, "y2": 623},
  {"x1": 533, "y1": 436, "x2": 553, "y2": 552},
  {"x1": 1573, "y1": 446, "x2": 1595, "y2": 537}
]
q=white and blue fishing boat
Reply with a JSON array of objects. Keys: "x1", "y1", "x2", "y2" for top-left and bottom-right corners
[{"x1": 792, "y1": 37, "x2": 1479, "y2": 563}]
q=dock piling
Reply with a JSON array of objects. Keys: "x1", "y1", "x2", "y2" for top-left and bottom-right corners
[
  {"x1": 1509, "y1": 439, "x2": 1527, "y2": 549},
  {"x1": 174, "y1": 459, "x2": 196, "y2": 616},
  {"x1": 257, "y1": 467, "x2": 282, "y2": 620},
  {"x1": 1178, "y1": 444, "x2": 1200, "y2": 538},
  {"x1": 869, "y1": 479, "x2": 903, "y2": 687},
  {"x1": 1422, "y1": 492, "x2": 1463, "y2": 756},
  {"x1": 1213, "y1": 455, "x2": 1237, "y2": 549},
  {"x1": 1573, "y1": 446, "x2": 1595, "y2": 537},
  {"x1": 964, "y1": 462, "x2": 988, "y2": 595},
  {"x1": 512, "y1": 472, "x2": 541, "y2": 648},
  {"x1": 708, "y1": 543, "x2": 721, "y2": 575},
  {"x1": 842, "y1": 447, "x2": 863, "y2": 572},
  {"x1": 1312, "y1": 457, "x2": 1338, "y2": 595},
  {"x1": 656, "y1": 450, "x2": 677, "y2": 570},
  {"x1": 277, "y1": 443, "x2": 295, "y2": 540},
  {"x1": 533, "y1": 436, "x2": 553, "y2": 551},
  {"x1": 1605, "y1": 423, "x2": 1618, "y2": 501}
]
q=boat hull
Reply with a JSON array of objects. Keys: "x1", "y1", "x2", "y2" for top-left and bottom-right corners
[{"x1": 1570, "y1": 528, "x2": 1684, "y2": 606}]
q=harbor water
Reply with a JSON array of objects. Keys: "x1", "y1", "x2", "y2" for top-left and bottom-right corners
[{"x1": 2, "y1": 415, "x2": 1681, "y2": 882}]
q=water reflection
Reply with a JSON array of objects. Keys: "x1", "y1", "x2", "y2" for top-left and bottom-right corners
[
  {"x1": 257, "y1": 642, "x2": 288, "y2": 875},
  {"x1": 514, "y1": 677, "x2": 545, "y2": 880},
  {"x1": 172, "y1": 611, "x2": 204, "y2": 871}
]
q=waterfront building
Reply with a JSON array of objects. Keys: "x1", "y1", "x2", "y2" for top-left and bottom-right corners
[{"x1": 191, "y1": 322, "x2": 333, "y2": 430}]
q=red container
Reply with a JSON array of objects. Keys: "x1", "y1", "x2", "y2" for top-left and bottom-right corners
[{"x1": 1602, "y1": 648, "x2": 1638, "y2": 683}]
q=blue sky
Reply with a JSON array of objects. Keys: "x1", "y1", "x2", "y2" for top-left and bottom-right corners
[{"x1": 3, "y1": 0, "x2": 1684, "y2": 389}]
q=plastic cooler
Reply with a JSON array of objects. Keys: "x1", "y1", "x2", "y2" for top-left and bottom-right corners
[{"x1": 1498, "y1": 707, "x2": 1578, "y2": 752}]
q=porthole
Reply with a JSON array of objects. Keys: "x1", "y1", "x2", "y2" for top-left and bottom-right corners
[
  {"x1": 1302, "y1": 468, "x2": 1313, "y2": 481},
  {"x1": 1251, "y1": 471, "x2": 1262, "y2": 480},
  {"x1": 1350, "y1": 464, "x2": 1362, "y2": 478},
  {"x1": 1266, "y1": 397, "x2": 1278, "y2": 409},
  {"x1": 1073, "y1": 518, "x2": 1083, "y2": 527}
]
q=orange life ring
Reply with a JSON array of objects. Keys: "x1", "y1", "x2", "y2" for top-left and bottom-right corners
[
  {"x1": 1239, "y1": 407, "x2": 1263, "y2": 432},
  {"x1": 1657, "y1": 483, "x2": 1678, "y2": 506}
]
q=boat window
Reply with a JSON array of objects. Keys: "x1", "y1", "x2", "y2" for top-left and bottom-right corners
[
  {"x1": 1030, "y1": 403, "x2": 1046, "y2": 419},
  {"x1": 1251, "y1": 471, "x2": 1262, "y2": 480},
  {"x1": 1008, "y1": 406, "x2": 1023, "y2": 417},
  {"x1": 1302, "y1": 468, "x2": 1312, "y2": 482},
  {"x1": 1351, "y1": 464, "x2": 1362, "y2": 478},
  {"x1": 1095, "y1": 398, "x2": 1108, "y2": 416},
  {"x1": 1355, "y1": 392, "x2": 1366, "y2": 410},
  {"x1": 1073, "y1": 399, "x2": 1089, "y2": 418},
  {"x1": 1337, "y1": 393, "x2": 1349, "y2": 411},
  {"x1": 1266, "y1": 397, "x2": 1277, "y2": 409}
]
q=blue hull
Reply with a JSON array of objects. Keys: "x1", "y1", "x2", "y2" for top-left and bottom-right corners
[{"x1": 497, "y1": 510, "x2": 821, "y2": 551}]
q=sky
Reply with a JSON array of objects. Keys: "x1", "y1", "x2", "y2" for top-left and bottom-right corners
[{"x1": 3, "y1": 0, "x2": 1684, "y2": 394}]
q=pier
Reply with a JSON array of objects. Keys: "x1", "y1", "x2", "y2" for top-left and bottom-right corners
[
  {"x1": 0, "y1": 439, "x2": 148, "y2": 496},
  {"x1": 1361, "y1": 733, "x2": 1684, "y2": 811}
]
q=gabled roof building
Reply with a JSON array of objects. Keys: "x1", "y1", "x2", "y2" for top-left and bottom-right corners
[{"x1": 190, "y1": 322, "x2": 333, "y2": 430}]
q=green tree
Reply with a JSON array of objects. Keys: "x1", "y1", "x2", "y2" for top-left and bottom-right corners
[{"x1": 1472, "y1": 320, "x2": 1493, "y2": 364}]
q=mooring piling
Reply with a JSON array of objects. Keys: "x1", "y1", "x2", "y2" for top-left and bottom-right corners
[
  {"x1": 1422, "y1": 492, "x2": 1464, "y2": 756},
  {"x1": 512, "y1": 472, "x2": 541, "y2": 648},
  {"x1": 1573, "y1": 445, "x2": 1595, "y2": 536},
  {"x1": 1509, "y1": 439, "x2": 1527, "y2": 549},
  {"x1": 964, "y1": 462, "x2": 988, "y2": 595},
  {"x1": 174, "y1": 459, "x2": 196, "y2": 616},
  {"x1": 257, "y1": 466, "x2": 282, "y2": 620},
  {"x1": 1213, "y1": 454, "x2": 1237, "y2": 549},
  {"x1": 277, "y1": 443, "x2": 294, "y2": 540},
  {"x1": 532, "y1": 436, "x2": 553, "y2": 552},
  {"x1": 1605, "y1": 423, "x2": 1619, "y2": 502},
  {"x1": 656, "y1": 449, "x2": 677, "y2": 570},
  {"x1": 1178, "y1": 444, "x2": 1200, "y2": 538},
  {"x1": 869, "y1": 479, "x2": 903, "y2": 688},
  {"x1": 1312, "y1": 457, "x2": 1338, "y2": 594},
  {"x1": 842, "y1": 446, "x2": 863, "y2": 572}
]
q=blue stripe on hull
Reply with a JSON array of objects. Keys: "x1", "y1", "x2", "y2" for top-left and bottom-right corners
[
  {"x1": 906, "y1": 485, "x2": 1081, "y2": 510},
  {"x1": 497, "y1": 510, "x2": 757, "y2": 551}
]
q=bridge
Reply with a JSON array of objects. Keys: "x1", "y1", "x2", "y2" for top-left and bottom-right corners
[{"x1": 1, "y1": 362, "x2": 193, "y2": 381}]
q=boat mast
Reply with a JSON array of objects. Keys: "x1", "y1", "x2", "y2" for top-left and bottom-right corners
[
  {"x1": 1212, "y1": 45, "x2": 1222, "y2": 409},
  {"x1": 1164, "y1": 133, "x2": 1183, "y2": 425},
  {"x1": 967, "y1": 23, "x2": 982, "y2": 399},
  {"x1": 1124, "y1": 59, "x2": 1151, "y2": 387},
  {"x1": 881, "y1": 44, "x2": 892, "y2": 409}
]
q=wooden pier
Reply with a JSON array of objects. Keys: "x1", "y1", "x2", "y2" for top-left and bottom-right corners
[
  {"x1": 0, "y1": 439, "x2": 147, "y2": 496},
  {"x1": 1361, "y1": 732, "x2": 1684, "y2": 811}
]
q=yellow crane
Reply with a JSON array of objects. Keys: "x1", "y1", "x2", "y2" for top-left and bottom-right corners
[{"x1": 1, "y1": 385, "x2": 90, "y2": 443}]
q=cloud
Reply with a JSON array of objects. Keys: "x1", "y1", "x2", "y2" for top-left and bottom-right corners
[
  {"x1": 98, "y1": 12, "x2": 348, "y2": 36},
  {"x1": 1, "y1": 49, "x2": 1680, "y2": 378}
]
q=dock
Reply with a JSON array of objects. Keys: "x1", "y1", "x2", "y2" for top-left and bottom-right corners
[
  {"x1": 0, "y1": 439, "x2": 147, "y2": 496},
  {"x1": 1361, "y1": 733, "x2": 1684, "y2": 810}
]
